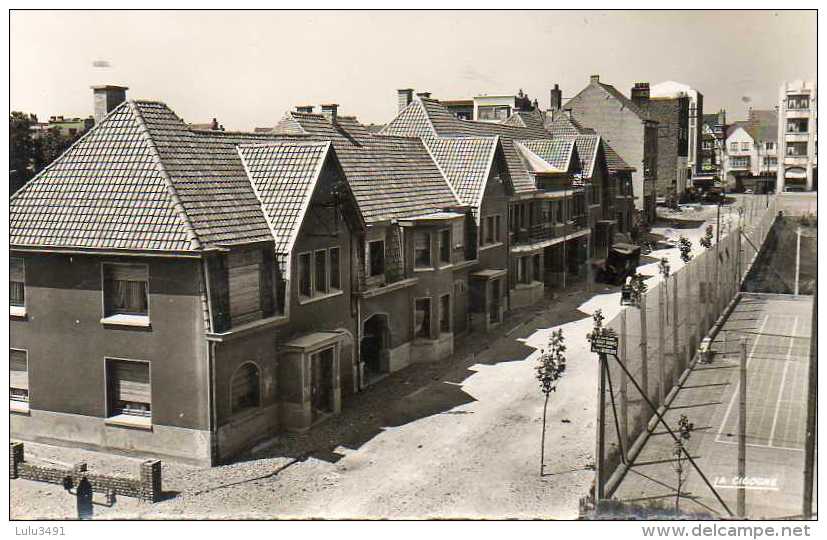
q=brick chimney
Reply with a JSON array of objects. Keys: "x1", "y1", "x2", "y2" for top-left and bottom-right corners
[
  {"x1": 398, "y1": 88, "x2": 414, "y2": 112},
  {"x1": 91, "y1": 85, "x2": 128, "y2": 124},
  {"x1": 295, "y1": 105, "x2": 315, "y2": 113},
  {"x1": 320, "y1": 104, "x2": 339, "y2": 123},
  {"x1": 717, "y1": 109, "x2": 726, "y2": 127},
  {"x1": 550, "y1": 84, "x2": 562, "y2": 111},
  {"x1": 590, "y1": 74, "x2": 600, "y2": 84},
  {"x1": 631, "y1": 82, "x2": 650, "y2": 108}
]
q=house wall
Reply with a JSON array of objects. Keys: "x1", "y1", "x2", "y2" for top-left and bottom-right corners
[
  {"x1": 10, "y1": 252, "x2": 211, "y2": 466},
  {"x1": 566, "y1": 84, "x2": 650, "y2": 215}
]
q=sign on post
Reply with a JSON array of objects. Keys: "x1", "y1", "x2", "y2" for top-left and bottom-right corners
[{"x1": 591, "y1": 334, "x2": 619, "y2": 356}]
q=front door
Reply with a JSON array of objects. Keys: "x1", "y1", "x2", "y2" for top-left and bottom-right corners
[
  {"x1": 311, "y1": 347, "x2": 335, "y2": 420},
  {"x1": 489, "y1": 279, "x2": 501, "y2": 324}
]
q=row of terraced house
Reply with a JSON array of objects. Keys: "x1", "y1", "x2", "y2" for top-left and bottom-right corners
[{"x1": 10, "y1": 84, "x2": 638, "y2": 466}]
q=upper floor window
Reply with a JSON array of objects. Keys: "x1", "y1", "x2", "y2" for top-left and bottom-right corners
[
  {"x1": 477, "y1": 105, "x2": 511, "y2": 121},
  {"x1": 103, "y1": 263, "x2": 149, "y2": 321},
  {"x1": 439, "y1": 229, "x2": 451, "y2": 265},
  {"x1": 765, "y1": 141, "x2": 776, "y2": 151},
  {"x1": 787, "y1": 119, "x2": 809, "y2": 133},
  {"x1": 299, "y1": 247, "x2": 342, "y2": 302},
  {"x1": 414, "y1": 232, "x2": 431, "y2": 268},
  {"x1": 730, "y1": 156, "x2": 750, "y2": 169},
  {"x1": 106, "y1": 358, "x2": 151, "y2": 421},
  {"x1": 483, "y1": 215, "x2": 502, "y2": 245},
  {"x1": 10, "y1": 349, "x2": 28, "y2": 406},
  {"x1": 741, "y1": 142, "x2": 751, "y2": 151},
  {"x1": 231, "y1": 362, "x2": 261, "y2": 415},
  {"x1": 368, "y1": 240, "x2": 385, "y2": 277},
  {"x1": 787, "y1": 95, "x2": 810, "y2": 110},
  {"x1": 452, "y1": 220, "x2": 464, "y2": 249},
  {"x1": 786, "y1": 142, "x2": 808, "y2": 157},
  {"x1": 10, "y1": 257, "x2": 25, "y2": 311},
  {"x1": 730, "y1": 142, "x2": 738, "y2": 152}
]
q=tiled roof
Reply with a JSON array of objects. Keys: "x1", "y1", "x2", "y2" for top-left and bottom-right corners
[
  {"x1": 382, "y1": 98, "x2": 551, "y2": 193},
  {"x1": 544, "y1": 110, "x2": 596, "y2": 137},
  {"x1": 133, "y1": 102, "x2": 274, "y2": 248},
  {"x1": 517, "y1": 139, "x2": 576, "y2": 171},
  {"x1": 238, "y1": 141, "x2": 332, "y2": 255},
  {"x1": 11, "y1": 101, "x2": 199, "y2": 252},
  {"x1": 423, "y1": 136, "x2": 498, "y2": 207},
  {"x1": 743, "y1": 109, "x2": 778, "y2": 143},
  {"x1": 270, "y1": 111, "x2": 462, "y2": 224},
  {"x1": 596, "y1": 82, "x2": 652, "y2": 121},
  {"x1": 602, "y1": 142, "x2": 635, "y2": 173},
  {"x1": 501, "y1": 110, "x2": 547, "y2": 132},
  {"x1": 572, "y1": 135, "x2": 599, "y2": 178}
]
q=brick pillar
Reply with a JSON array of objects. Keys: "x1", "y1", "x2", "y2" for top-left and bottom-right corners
[
  {"x1": 10, "y1": 442, "x2": 24, "y2": 479},
  {"x1": 140, "y1": 460, "x2": 162, "y2": 502}
]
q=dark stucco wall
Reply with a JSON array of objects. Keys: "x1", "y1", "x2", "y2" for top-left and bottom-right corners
[{"x1": 10, "y1": 251, "x2": 209, "y2": 430}]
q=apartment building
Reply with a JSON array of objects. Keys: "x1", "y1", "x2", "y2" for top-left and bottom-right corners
[
  {"x1": 697, "y1": 110, "x2": 727, "y2": 186},
  {"x1": 777, "y1": 80, "x2": 817, "y2": 192},
  {"x1": 650, "y1": 81, "x2": 704, "y2": 180}
]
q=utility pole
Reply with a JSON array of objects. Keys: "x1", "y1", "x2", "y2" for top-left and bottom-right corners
[
  {"x1": 802, "y1": 284, "x2": 817, "y2": 519},
  {"x1": 738, "y1": 337, "x2": 747, "y2": 517},
  {"x1": 794, "y1": 227, "x2": 802, "y2": 296}
]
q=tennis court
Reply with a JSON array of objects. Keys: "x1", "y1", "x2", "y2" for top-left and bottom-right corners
[{"x1": 712, "y1": 293, "x2": 811, "y2": 452}]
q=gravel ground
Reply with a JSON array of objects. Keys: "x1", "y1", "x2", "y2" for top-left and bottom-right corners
[{"x1": 12, "y1": 206, "x2": 742, "y2": 521}]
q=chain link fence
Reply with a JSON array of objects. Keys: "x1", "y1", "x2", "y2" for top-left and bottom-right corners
[{"x1": 600, "y1": 197, "x2": 779, "y2": 490}]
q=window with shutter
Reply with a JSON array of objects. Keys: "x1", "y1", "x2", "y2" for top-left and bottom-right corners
[
  {"x1": 231, "y1": 362, "x2": 261, "y2": 414},
  {"x1": 107, "y1": 359, "x2": 151, "y2": 417},
  {"x1": 228, "y1": 250, "x2": 263, "y2": 326},
  {"x1": 10, "y1": 257, "x2": 25, "y2": 307},
  {"x1": 10, "y1": 349, "x2": 28, "y2": 402}
]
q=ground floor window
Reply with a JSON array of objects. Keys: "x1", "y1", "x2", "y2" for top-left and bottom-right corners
[
  {"x1": 10, "y1": 349, "x2": 28, "y2": 403},
  {"x1": 231, "y1": 362, "x2": 261, "y2": 415},
  {"x1": 106, "y1": 358, "x2": 151, "y2": 418},
  {"x1": 415, "y1": 298, "x2": 431, "y2": 338}
]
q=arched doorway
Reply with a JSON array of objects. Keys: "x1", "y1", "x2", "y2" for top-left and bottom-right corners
[{"x1": 361, "y1": 314, "x2": 390, "y2": 381}]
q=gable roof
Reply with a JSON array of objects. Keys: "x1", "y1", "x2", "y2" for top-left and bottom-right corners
[
  {"x1": 11, "y1": 101, "x2": 201, "y2": 252},
  {"x1": 269, "y1": 110, "x2": 463, "y2": 224},
  {"x1": 516, "y1": 139, "x2": 577, "y2": 172},
  {"x1": 422, "y1": 136, "x2": 499, "y2": 208},
  {"x1": 544, "y1": 110, "x2": 597, "y2": 137},
  {"x1": 566, "y1": 80, "x2": 652, "y2": 122},
  {"x1": 501, "y1": 110, "x2": 547, "y2": 132},
  {"x1": 238, "y1": 141, "x2": 333, "y2": 256},
  {"x1": 381, "y1": 98, "x2": 553, "y2": 194},
  {"x1": 545, "y1": 110, "x2": 634, "y2": 174},
  {"x1": 743, "y1": 109, "x2": 778, "y2": 143}
]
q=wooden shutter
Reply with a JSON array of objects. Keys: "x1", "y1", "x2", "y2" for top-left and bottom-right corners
[
  {"x1": 10, "y1": 257, "x2": 25, "y2": 282},
  {"x1": 109, "y1": 360, "x2": 150, "y2": 406},
  {"x1": 10, "y1": 350, "x2": 28, "y2": 391},
  {"x1": 228, "y1": 250, "x2": 263, "y2": 325}
]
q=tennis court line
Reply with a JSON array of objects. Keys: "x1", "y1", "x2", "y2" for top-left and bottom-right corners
[
  {"x1": 768, "y1": 317, "x2": 798, "y2": 448},
  {"x1": 714, "y1": 314, "x2": 770, "y2": 445}
]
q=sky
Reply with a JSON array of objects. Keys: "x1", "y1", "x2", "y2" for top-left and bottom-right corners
[{"x1": 10, "y1": 10, "x2": 817, "y2": 131}]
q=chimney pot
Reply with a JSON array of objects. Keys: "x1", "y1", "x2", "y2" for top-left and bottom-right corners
[
  {"x1": 91, "y1": 85, "x2": 129, "y2": 124},
  {"x1": 320, "y1": 103, "x2": 339, "y2": 123},
  {"x1": 631, "y1": 82, "x2": 650, "y2": 107},
  {"x1": 397, "y1": 88, "x2": 414, "y2": 112},
  {"x1": 590, "y1": 74, "x2": 600, "y2": 83}
]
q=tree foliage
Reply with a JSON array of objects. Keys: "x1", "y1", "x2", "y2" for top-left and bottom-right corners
[
  {"x1": 678, "y1": 236, "x2": 693, "y2": 263},
  {"x1": 9, "y1": 112, "x2": 82, "y2": 195}
]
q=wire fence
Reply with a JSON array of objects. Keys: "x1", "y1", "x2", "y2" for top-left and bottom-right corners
[{"x1": 600, "y1": 197, "x2": 779, "y2": 485}]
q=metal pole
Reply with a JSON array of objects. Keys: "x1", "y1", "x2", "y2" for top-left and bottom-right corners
[
  {"x1": 795, "y1": 227, "x2": 801, "y2": 295},
  {"x1": 658, "y1": 284, "x2": 666, "y2": 404},
  {"x1": 738, "y1": 337, "x2": 747, "y2": 517},
  {"x1": 802, "y1": 284, "x2": 817, "y2": 518},
  {"x1": 607, "y1": 352, "x2": 735, "y2": 516},
  {"x1": 596, "y1": 353, "x2": 607, "y2": 500},
  {"x1": 640, "y1": 294, "x2": 649, "y2": 400}
]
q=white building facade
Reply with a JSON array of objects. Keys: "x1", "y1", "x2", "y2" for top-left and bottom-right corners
[{"x1": 777, "y1": 80, "x2": 817, "y2": 192}]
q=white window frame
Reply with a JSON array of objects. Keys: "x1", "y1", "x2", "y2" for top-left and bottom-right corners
[
  {"x1": 298, "y1": 246, "x2": 344, "y2": 305},
  {"x1": 10, "y1": 256, "x2": 26, "y2": 318}
]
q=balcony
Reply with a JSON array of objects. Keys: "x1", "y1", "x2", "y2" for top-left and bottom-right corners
[{"x1": 510, "y1": 215, "x2": 589, "y2": 249}]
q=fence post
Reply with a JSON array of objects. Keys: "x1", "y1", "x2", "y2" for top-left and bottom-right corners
[
  {"x1": 10, "y1": 442, "x2": 24, "y2": 479},
  {"x1": 657, "y1": 285, "x2": 666, "y2": 405},
  {"x1": 140, "y1": 460, "x2": 162, "y2": 503},
  {"x1": 673, "y1": 273, "x2": 681, "y2": 374},
  {"x1": 639, "y1": 294, "x2": 649, "y2": 401},
  {"x1": 620, "y1": 310, "x2": 629, "y2": 461}
]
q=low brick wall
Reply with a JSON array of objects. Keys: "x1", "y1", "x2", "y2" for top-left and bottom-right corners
[{"x1": 10, "y1": 442, "x2": 162, "y2": 502}]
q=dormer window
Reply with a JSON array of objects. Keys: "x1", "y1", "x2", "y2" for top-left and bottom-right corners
[{"x1": 414, "y1": 232, "x2": 431, "y2": 268}]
